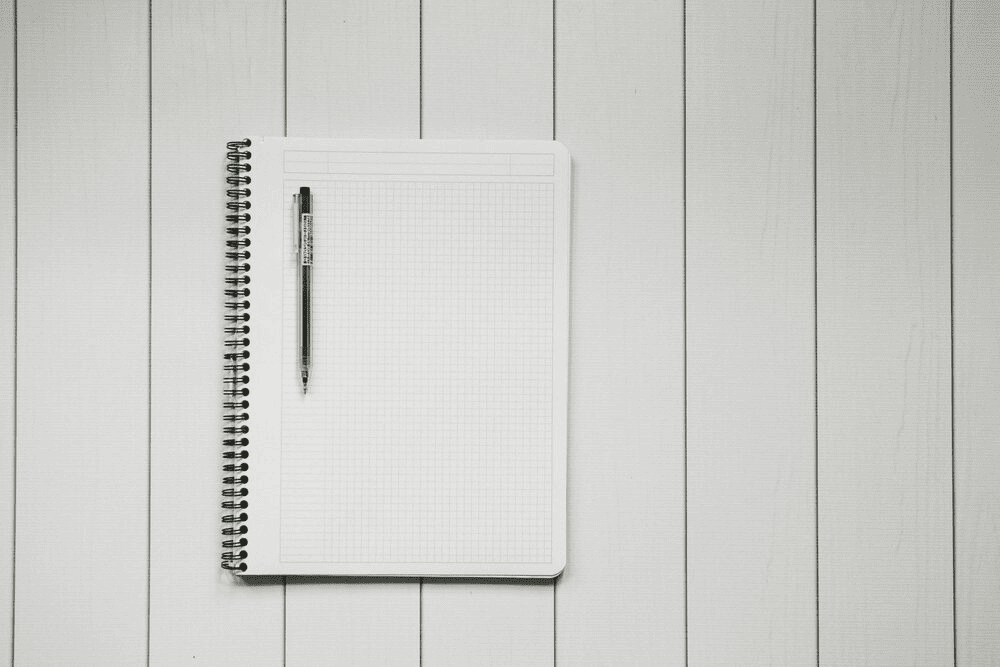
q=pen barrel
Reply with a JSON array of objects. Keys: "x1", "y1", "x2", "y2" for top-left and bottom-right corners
[
  {"x1": 300, "y1": 265, "x2": 311, "y2": 366},
  {"x1": 297, "y1": 187, "x2": 312, "y2": 390}
]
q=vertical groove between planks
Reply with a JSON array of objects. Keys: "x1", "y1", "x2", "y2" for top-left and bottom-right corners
[
  {"x1": 552, "y1": 4, "x2": 558, "y2": 664},
  {"x1": 949, "y1": 3, "x2": 957, "y2": 665},
  {"x1": 813, "y1": 1, "x2": 819, "y2": 664},
  {"x1": 551, "y1": 0, "x2": 556, "y2": 142},
  {"x1": 283, "y1": 2, "x2": 290, "y2": 665},
  {"x1": 418, "y1": 4, "x2": 423, "y2": 665},
  {"x1": 146, "y1": 2, "x2": 153, "y2": 665},
  {"x1": 681, "y1": 2, "x2": 688, "y2": 664},
  {"x1": 283, "y1": 0, "x2": 288, "y2": 138},
  {"x1": 949, "y1": 0, "x2": 957, "y2": 661},
  {"x1": 419, "y1": 0, "x2": 423, "y2": 140},
  {"x1": 10, "y1": 0, "x2": 16, "y2": 660},
  {"x1": 953, "y1": 2, "x2": 1000, "y2": 656}
]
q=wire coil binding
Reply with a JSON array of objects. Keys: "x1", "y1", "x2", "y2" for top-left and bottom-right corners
[{"x1": 222, "y1": 139, "x2": 252, "y2": 571}]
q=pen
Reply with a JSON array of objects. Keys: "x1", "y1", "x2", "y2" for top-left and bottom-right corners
[{"x1": 294, "y1": 187, "x2": 312, "y2": 393}]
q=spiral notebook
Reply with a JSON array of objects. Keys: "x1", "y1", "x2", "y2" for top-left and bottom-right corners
[{"x1": 222, "y1": 138, "x2": 569, "y2": 577}]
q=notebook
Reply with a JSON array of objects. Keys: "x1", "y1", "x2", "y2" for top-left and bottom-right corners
[{"x1": 222, "y1": 138, "x2": 569, "y2": 577}]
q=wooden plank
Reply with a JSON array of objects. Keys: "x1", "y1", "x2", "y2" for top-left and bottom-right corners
[
  {"x1": 423, "y1": 581, "x2": 552, "y2": 666},
  {"x1": 421, "y1": 0, "x2": 552, "y2": 140},
  {"x1": 148, "y1": 1, "x2": 285, "y2": 664},
  {"x1": 954, "y1": 0, "x2": 1000, "y2": 661},
  {"x1": 14, "y1": 1, "x2": 149, "y2": 662},
  {"x1": 685, "y1": 1, "x2": 816, "y2": 663},
  {"x1": 554, "y1": 1, "x2": 685, "y2": 663},
  {"x1": 0, "y1": 1, "x2": 13, "y2": 663},
  {"x1": 284, "y1": 2, "x2": 421, "y2": 664},
  {"x1": 420, "y1": 1, "x2": 553, "y2": 663},
  {"x1": 816, "y1": 1, "x2": 953, "y2": 663},
  {"x1": 286, "y1": 0, "x2": 419, "y2": 140}
]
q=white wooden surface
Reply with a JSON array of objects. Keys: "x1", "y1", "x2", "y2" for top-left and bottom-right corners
[
  {"x1": 0, "y1": 2, "x2": 13, "y2": 665},
  {"x1": 16, "y1": 1, "x2": 149, "y2": 663},
  {"x1": 3, "y1": 0, "x2": 1000, "y2": 665},
  {"x1": 686, "y1": 1, "x2": 815, "y2": 663},
  {"x1": 954, "y1": 0, "x2": 1000, "y2": 661},
  {"x1": 150, "y1": 2, "x2": 284, "y2": 664},
  {"x1": 817, "y1": 2, "x2": 953, "y2": 663},
  {"x1": 555, "y1": 1, "x2": 685, "y2": 664}
]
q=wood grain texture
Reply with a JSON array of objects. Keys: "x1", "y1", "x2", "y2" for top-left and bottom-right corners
[
  {"x1": 149, "y1": 1, "x2": 285, "y2": 664},
  {"x1": 817, "y1": 1, "x2": 953, "y2": 663},
  {"x1": 423, "y1": 581, "x2": 552, "y2": 666},
  {"x1": 286, "y1": 0, "x2": 419, "y2": 140},
  {"x1": 7, "y1": 3, "x2": 1000, "y2": 664},
  {"x1": 286, "y1": 579, "x2": 419, "y2": 666},
  {"x1": 0, "y1": 1, "x2": 13, "y2": 663},
  {"x1": 554, "y1": 0, "x2": 685, "y2": 663},
  {"x1": 421, "y1": 0, "x2": 553, "y2": 140},
  {"x1": 420, "y1": 1, "x2": 554, "y2": 663},
  {"x1": 954, "y1": 0, "x2": 1000, "y2": 661},
  {"x1": 284, "y1": 2, "x2": 421, "y2": 664},
  {"x1": 686, "y1": 1, "x2": 816, "y2": 663},
  {"x1": 15, "y1": 0, "x2": 149, "y2": 663}
]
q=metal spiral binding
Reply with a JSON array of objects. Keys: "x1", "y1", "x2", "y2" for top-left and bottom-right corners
[{"x1": 222, "y1": 139, "x2": 252, "y2": 571}]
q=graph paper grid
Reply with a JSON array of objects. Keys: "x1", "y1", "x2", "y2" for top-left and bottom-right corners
[{"x1": 278, "y1": 174, "x2": 555, "y2": 564}]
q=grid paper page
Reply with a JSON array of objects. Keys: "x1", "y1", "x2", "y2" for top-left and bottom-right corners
[{"x1": 278, "y1": 173, "x2": 555, "y2": 565}]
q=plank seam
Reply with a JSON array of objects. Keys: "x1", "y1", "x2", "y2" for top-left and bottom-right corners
[
  {"x1": 419, "y1": 580, "x2": 422, "y2": 666},
  {"x1": 949, "y1": 0, "x2": 957, "y2": 663},
  {"x1": 553, "y1": 3, "x2": 558, "y2": 664},
  {"x1": 282, "y1": 2, "x2": 289, "y2": 665},
  {"x1": 419, "y1": 0, "x2": 423, "y2": 141},
  {"x1": 418, "y1": 3, "x2": 423, "y2": 665},
  {"x1": 283, "y1": 0, "x2": 288, "y2": 137},
  {"x1": 813, "y1": 0, "x2": 820, "y2": 664},
  {"x1": 681, "y1": 0, "x2": 688, "y2": 664},
  {"x1": 10, "y1": 0, "x2": 17, "y2": 661},
  {"x1": 146, "y1": 1, "x2": 153, "y2": 664}
]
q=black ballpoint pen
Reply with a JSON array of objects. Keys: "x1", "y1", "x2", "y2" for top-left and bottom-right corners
[{"x1": 294, "y1": 187, "x2": 312, "y2": 393}]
